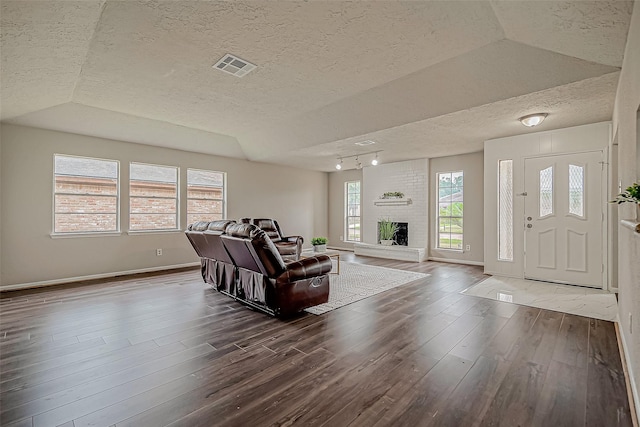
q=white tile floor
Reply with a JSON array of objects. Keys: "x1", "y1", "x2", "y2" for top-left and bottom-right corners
[{"x1": 461, "y1": 276, "x2": 619, "y2": 322}]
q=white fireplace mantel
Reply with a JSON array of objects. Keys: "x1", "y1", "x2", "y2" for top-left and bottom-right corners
[{"x1": 373, "y1": 198, "x2": 412, "y2": 206}]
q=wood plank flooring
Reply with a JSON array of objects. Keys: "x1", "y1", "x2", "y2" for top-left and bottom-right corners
[{"x1": 0, "y1": 254, "x2": 633, "y2": 426}]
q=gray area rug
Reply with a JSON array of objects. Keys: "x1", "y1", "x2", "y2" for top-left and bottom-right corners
[{"x1": 305, "y1": 261, "x2": 429, "y2": 315}]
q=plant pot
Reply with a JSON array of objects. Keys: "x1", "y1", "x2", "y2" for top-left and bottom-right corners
[
  {"x1": 313, "y1": 244, "x2": 327, "y2": 253},
  {"x1": 637, "y1": 203, "x2": 640, "y2": 222},
  {"x1": 380, "y1": 240, "x2": 394, "y2": 246}
]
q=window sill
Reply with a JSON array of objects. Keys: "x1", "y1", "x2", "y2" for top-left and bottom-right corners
[
  {"x1": 127, "y1": 229, "x2": 183, "y2": 235},
  {"x1": 50, "y1": 232, "x2": 122, "y2": 239}
]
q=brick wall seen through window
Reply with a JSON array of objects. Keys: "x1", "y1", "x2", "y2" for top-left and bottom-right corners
[
  {"x1": 54, "y1": 155, "x2": 119, "y2": 233},
  {"x1": 187, "y1": 169, "x2": 225, "y2": 225},
  {"x1": 130, "y1": 163, "x2": 178, "y2": 231}
]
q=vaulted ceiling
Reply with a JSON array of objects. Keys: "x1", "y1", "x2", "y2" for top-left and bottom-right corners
[{"x1": 1, "y1": 1, "x2": 634, "y2": 171}]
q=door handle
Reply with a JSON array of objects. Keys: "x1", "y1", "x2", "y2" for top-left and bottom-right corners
[{"x1": 527, "y1": 224, "x2": 533, "y2": 229}]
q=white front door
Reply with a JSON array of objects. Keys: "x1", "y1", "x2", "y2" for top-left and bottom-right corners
[{"x1": 524, "y1": 151, "x2": 604, "y2": 288}]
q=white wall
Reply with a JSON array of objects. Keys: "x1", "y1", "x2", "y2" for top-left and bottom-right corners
[
  {"x1": 429, "y1": 151, "x2": 484, "y2": 264},
  {"x1": 328, "y1": 168, "x2": 362, "y2": 250},
  {"x1": 362, "y1": 159, "x2": 429, "y2": 249},
  {"x1": 0, "y1": 124, "x2": 328, "y2": 288},
  {"x1": 484, "y1": 122, "x2": 611, "y2": 279},
  {"x1": 612, "y1": 1, "x2": 640, "y2": 415}
]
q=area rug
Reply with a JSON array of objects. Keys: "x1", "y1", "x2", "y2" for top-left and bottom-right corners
[
  {"x1": 461, "y1": 276, "x2": 618, "y2": 321},
  {"x1": 305, "y1": 262, "x2": 429, "y2": 315}
]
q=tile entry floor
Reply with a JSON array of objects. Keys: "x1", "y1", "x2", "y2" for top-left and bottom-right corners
[{"x1": 461, "y1": 276, "x2": 619, "y2": 322}]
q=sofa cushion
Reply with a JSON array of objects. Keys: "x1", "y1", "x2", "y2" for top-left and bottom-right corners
[{"x1": 225, "y1": 223, "x2": 287, "y2": 277}]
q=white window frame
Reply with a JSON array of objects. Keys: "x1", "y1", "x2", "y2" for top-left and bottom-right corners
[
  {"x1": 52, "y1": 154, "x2": 120, "y2": 236},
  {"x1": 186, "y1": 168, "x2": 227, "y2": 225},
  {"x1": 345, "y1": 180, "x2": 361, "y2": 242},
  {"x1": 436, "y1": 171, "x2": 464, "y2": 250},
  {"x1": 129, "y1": 162, "x2": 180, "y2": 232}
]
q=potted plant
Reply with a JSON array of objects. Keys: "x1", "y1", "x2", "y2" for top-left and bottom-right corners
[
  {"x1": 612, "y1": 182, "x2": 640, "y2": 221},
  {"x1": 379, "y1": 218, "x2": 398, "y2": 246},
  {"x1": 311, "y1": 237, "x2": 328, "y2": 253},
  {"x1": 381, "y1": 191, "x2": 404, "y2": 199}
]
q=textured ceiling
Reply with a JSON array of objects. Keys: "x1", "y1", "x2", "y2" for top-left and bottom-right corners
[{"x1": 0, "y1": 1, "x2": 634, "y2": 170}]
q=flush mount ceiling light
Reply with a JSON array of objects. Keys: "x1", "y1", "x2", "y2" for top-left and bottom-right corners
[
  {"x1": 335, "y1": 158, "x2": 343, "y2": 170},
  {"x1": 518, "y1": 113, "x2": 548, "y2": 127},
  {"x1": 213, "y1": 53, "x2": 257, "y2": 78}
]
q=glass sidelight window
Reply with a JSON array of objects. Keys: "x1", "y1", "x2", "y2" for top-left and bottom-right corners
[
  {"x1": 498, "y1": 160, "x2": 513, "y2": 261},
  {"x1": 539, "y1": 166, "x2": 553, "y2": 217},
  {"x1": 568, "y1": 164, "x2": 584, "y2": 217}
]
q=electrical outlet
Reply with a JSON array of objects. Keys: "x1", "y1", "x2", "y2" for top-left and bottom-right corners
[
  {"x1": 156, "y1": 248, "x2": 162, "y2": 256},
  {"x1": 630, "y1": 313, "x2": 633, "y2": 334},
  {"x1": 465, "y1": 244, "x2": 471, "y2": 251}
]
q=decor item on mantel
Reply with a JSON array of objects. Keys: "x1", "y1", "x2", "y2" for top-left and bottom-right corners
[
  {"x1": 311, "y1": 236, "x2": 328, "y2": 252},
  {"x1": 381, "y1": 191, "x2": 404, "y2": 199},
  {"x1": 378, "y1": 218, "x2": 398, "y2": 246},
  {"x1": 611, "y1": 182, "x2": 640, "y2": 221}
]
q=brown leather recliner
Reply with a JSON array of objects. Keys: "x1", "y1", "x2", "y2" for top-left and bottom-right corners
[
  {"x1": 221, "y1": 223, "x2": 331, "y2": 316},
  {"x1": 186, "y1": 220, "x2": 236, "y2": 293},
  {"x1": 242, "y1": 218, "x2": 303, "y2": 261}
]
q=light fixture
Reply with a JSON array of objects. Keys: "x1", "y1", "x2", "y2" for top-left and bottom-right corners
[
  {"x1": 518, "y1": 113, "x2": 548, "y2": 127},
  {"x1": 333, "y1": 150, "x2": 382, "y2": 170}
]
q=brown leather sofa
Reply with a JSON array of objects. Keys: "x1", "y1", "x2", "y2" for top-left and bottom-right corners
[
  {"x1": 240, "y1": 218, "x2": 303, "y2": 261},
  {"x1": 186, "y1": 221, "x2": 331, "y2": 317},
  {"x1": 186, "y1": 220, "x2": 237, "y2": 294}
]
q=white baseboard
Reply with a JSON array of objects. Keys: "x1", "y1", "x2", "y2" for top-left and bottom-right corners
[
  {"x1": 617, "y1": 324, "x2": 640, "y2": 423},
  {"x1": 0, "y1": 262, "x2": 201, "y2": 292},
  {"x1": 327, "y1": 246, "x2": 354, "y2": 252},
  {"x1": 428, "y1": 257, "x2": 484, "y2": 267}
]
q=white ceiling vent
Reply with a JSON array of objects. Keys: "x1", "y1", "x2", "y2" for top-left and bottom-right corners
[
  {"x1": 213, "y1": 54, "x2": 257, "y2": 78},
  {"x1": 355, "y1": 140, "x2": 376, "y2": 146}
]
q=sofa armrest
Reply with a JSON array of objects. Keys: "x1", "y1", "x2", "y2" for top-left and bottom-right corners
[
  {"x1": 275, "y1": 255, "x2": 332, "y2": 284},
  {"x1": 282, "y1": 235, "x2": 303, "y2": 245}
]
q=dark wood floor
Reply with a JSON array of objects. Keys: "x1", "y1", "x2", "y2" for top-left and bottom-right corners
[{"x1": 0, "y1": 254, "x2": 633, "y2": 427}]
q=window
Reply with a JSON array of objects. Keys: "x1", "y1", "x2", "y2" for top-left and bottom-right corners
[
  {"x1": 437, "y1": 171, "x2": 463, "y2": 250},
  {"x1": 498, "y1": 160, "x2": 513, "y2": 261},
  {"x1": 187, "y1": 169, "x2": 226, "y2": 225},
  {"x1": 53, "y1": 154, "x2": 119, "y2": 234},
  {"x1": 345, "y1": 181, "x2": 361, "y2": 241},
  {"x1": 539, "y1": 166, "x2": 553, "y2": 217},
  {"x1": 130, "y1": 163, "x2": 178, "y2": 231},
  {"x1": 568, "y1": 164, "x2": 584, "y2": 217}
]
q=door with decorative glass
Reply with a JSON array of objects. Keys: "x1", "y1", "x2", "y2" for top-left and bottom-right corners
[{"x1": 523, "y1": 151, "x2": 604, "y2": 288}]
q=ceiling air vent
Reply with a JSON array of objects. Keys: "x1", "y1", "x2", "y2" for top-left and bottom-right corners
[
  {"x1": 213, "y1": 54, "x2": 257, "y2": 78},
  {"x1": 355, "y1": 140, "x2": 376, "y2": 146}
]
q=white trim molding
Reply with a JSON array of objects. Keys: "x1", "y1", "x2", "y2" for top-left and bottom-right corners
[
  {"x1": 428, "y1": 257, "x2": 484, "y2": 266},
  {"x1": 617, "y1": 323, "x2": 640, "y2": 423},
  {"x1": 0, "y1": 262, "x2": 200, "y2": 292}
]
